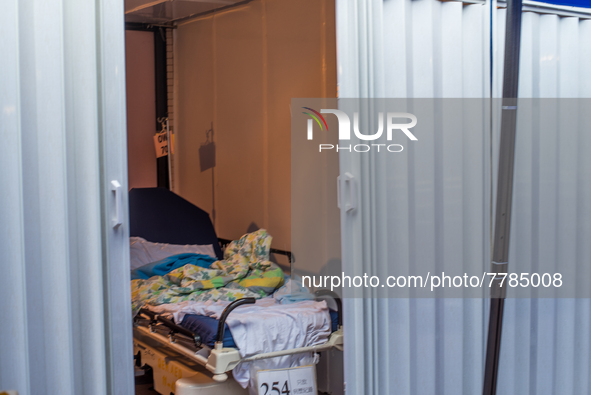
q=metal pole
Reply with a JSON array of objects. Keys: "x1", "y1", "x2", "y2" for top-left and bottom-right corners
[
  {"x1": 166, "y1": 118, "x2": 173, "y2": 190},
  {"x1": 483, "y1": 0, "x2": 523, "y2": 393}
]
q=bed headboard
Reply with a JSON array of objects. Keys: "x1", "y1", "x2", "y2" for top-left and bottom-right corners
[{"x1": 128, "y1": 188, "x2": 223, "y2": 259}]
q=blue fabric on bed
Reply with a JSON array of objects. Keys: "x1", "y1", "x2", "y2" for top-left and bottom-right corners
[
  {"x1": 180, "y1": 314, "x2": 236, "y2": 348},
  {"x1": 130, "y1": 253, "x2": 217, "y2": 280},
  {"x1": 328, "y1": 309, "x2": 338, "y2": 332},
  {"x1": 179, "y1": 309, "x2": 340, "y2": 348},
  {"x1": 273, "y1": 277, "x2": 316, "y2": 304}
]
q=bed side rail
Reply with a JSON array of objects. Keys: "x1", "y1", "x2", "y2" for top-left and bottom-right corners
[
  {"x1": 137, "y1": 308, "x2": 202, "y2": 348},
  {"x1": 218, "y1": 237, "x2": 294, "y2": 263},
  {"x1": 137, "y1": 308, "x2": 157, "y2": 322},
  {"x1": 215, "y1": 297, "x2": 256, "y2": 347}
]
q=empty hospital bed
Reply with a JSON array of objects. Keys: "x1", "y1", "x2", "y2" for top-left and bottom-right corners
[{"x1": 129, "y1": 188, "x2": 343, "y2": 395}]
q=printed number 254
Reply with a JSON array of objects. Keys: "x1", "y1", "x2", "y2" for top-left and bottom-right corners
[{"x1": 260, "y1": 380, "x2": 290, "y2": 395}]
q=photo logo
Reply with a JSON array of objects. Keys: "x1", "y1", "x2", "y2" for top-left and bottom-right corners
[
  {"x1": 303, "y1": 108, "x2": 418, "y2": 153},
  {"x1": 302, "y1": 107, "x2": 329, "y2": 139}
]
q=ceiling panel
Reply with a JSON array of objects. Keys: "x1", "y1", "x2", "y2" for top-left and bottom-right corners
[{"x1": 125, "y1": 0, "x2": 244, "y2": 24}]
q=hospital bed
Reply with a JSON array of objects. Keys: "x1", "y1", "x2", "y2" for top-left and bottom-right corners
[{"x1": 129, "y1": 188, "x2": 343, "y2": 395}]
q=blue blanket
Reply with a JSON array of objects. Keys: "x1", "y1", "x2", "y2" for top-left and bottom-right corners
[{"x1": 130, "y1": 253, "x2": 217, "y2": 280}]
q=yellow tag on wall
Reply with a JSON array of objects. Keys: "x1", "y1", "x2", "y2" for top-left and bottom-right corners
[{"x1": 154, "y1": 131, "x2": 168, "y2": 158}]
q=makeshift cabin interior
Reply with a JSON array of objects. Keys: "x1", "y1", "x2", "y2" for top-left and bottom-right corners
[{"x1": 123, "y1": 1, "x2": 343, "y2": 394}]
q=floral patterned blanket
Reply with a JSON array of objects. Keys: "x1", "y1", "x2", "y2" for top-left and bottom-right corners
[{"x1": 131, "y1": 229, "x2": 285, "y2": 316}]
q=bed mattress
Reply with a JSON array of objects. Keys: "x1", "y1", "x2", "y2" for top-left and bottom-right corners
[{"x1": 180, "y1": 309, "x2": 339, "y2": 348}]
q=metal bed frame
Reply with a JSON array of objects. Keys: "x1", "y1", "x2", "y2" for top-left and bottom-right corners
[
  {"x1": 129, "y1": 188, "x2": 343, "y2": 393},
  {"x1": 134, "y1": 292, "x2": 343, "y2": 383}
]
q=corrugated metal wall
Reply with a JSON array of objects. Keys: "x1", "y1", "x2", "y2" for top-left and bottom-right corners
[
  {"x1": 337, "y1": 0, "x2": 492, "y2": 393},
  {"x1": 493, "y1": 11, "x2": 591, "y2": 395},
  {"x1": 0, "y1": 0, "x2": 133, "y2": 394},
  {"x1": 336, "y1": 0, "x2": 591, "y2": 393}
]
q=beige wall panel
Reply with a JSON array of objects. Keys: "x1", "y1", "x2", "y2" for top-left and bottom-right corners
[
  {"x1": 214, "y1": 2, "x2": 267, "y2": 240},
  {"x1": 265, "y1": 0, "x2": 337, "y2": 252},
  {"x1": 176, "y1": 20, "x2": 215, "y2": 215},
  {"x1": 126, "y1": 30, "x2": 157, "y2": 189},
  {"x1": 291, "y1": 98, "x2": 340, "y2": 277},
  {"x1": 174, "y1": 0, "x2": 337, "y2": 253}
]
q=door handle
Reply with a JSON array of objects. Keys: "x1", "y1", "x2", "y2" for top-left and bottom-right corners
[
  {"x1": 337, "y1": 172, "x2": 357, "y2": 213},
  {"x1": 111, "y1": 180, "x2": 123, "y2": 228}
]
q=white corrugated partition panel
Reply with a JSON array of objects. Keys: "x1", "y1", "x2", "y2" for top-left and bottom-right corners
[
  {"x1": 0, "y1": 0, "x2": 134, "y2": 394},
  {"x1": 492, "y1": 11, "x2": 591, "y2": 395},
  {"x1": 337, "y1": 0, "x2": 491, "y2": 393},
  {"x1": 337, "y1": 0, "x2": 591, "y2": 394}
]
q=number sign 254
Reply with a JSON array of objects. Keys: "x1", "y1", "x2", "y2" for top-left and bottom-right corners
[
  {"x1": 257, "y1": 365, "x2": 316, "y2": 395},
  {"x1": 260, "y1": 380, "x2": 291, "y2": 395}
]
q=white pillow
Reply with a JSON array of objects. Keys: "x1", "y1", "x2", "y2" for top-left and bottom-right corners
[{"x1": 130, "y1": 237, "x2": 217, "y2": 270}]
